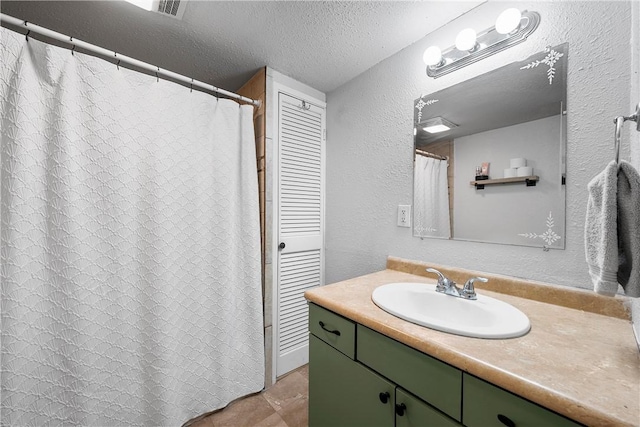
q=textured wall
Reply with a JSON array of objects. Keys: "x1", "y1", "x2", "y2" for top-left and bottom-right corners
[{"x1": 325, "y1": 2, "x2": 633, "y2": 293}]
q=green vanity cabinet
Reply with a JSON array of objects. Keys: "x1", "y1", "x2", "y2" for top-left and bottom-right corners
[
  {"x1": 309, "y1": 333, "x2": 459, "y2": 427},
  {"x1": 308, "y1": 303, "x2": 582, "y2": 427},
  {"x1": 309, "y1": 303, "x2": 461, "y2": 427}
]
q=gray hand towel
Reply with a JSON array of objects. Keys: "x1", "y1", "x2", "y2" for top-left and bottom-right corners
[
  {"x1": 616, "y1": 161, "x2": 640, "y2": 297},
  {"x1": 585, "y1": 161, "x2": 619, "y2": 296}
]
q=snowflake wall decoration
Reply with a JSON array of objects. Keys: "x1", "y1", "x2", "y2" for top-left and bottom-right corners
[
  {"x1": 519, "y1": 47, "x2": 564, "y2": 84},
  {"x1": 518, "y1": 211, "x2": 562, "y2": 246},
  {"x1": 414, "y1": 224, "x2": 438, "y2": 235},
  {"x1": 415, "y1": 98, "x2": 438, "y2": 123}
]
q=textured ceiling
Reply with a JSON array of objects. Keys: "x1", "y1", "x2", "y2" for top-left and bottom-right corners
[{"x1": 0, "y1": 1, "x2": 482, "y2": 93}]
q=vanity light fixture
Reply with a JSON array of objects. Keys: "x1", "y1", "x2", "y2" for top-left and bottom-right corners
[
  {"x1": 423, "y1": 117, "x2": 457, "y2": 134},
  {"x1": 423, "y1": 9, "x2": 540, "y2": 78}
]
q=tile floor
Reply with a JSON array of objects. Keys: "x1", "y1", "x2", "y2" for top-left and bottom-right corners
[{"x1": 185, "y1": 364, "x2": 309, "y2": 427}]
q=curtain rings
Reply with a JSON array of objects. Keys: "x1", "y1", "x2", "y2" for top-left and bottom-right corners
[
  {"x1": 190, "y1": 78, "x2": 193, "y2": 93},
  {"x1": 70, "y1": 38, "x2": 76, "y2": 56},
  {"x1": 156, "y1": 67, "x2": 160, "y2": 83},
  {"x1": 116, "y1": 59, "x2": 121, "y2": 70},
  {"x1": 25, "y1": 30, "x2": 30, "y2": 42}
]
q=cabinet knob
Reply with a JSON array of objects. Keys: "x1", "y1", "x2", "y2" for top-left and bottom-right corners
[
  {"x1": 497, "y1": 414, "x2": 516, "y2": 427},
  {"x1": 278, "y1": 242, "x2": 285, "y2": 249},
  {"x1": 378, "y1": 391, "x2": 390, "y2": 404},
  {"x1": 395, "y1": 403, "x2": 406, "y2": 416}
]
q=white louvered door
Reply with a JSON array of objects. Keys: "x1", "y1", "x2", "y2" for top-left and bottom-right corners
[{"x1": 276, "y1": 92, "x2": 325, "y2": 377}]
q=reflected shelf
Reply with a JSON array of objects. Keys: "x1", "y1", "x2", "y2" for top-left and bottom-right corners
[{"x1": 470, "y1": 175, "x2": 539, "y2": 190}]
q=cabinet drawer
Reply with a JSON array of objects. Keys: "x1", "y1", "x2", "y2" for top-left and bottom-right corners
[
  {"x1": 356, "y1": 325, "x2": 462, "y2": 421},
  {"x1": 309, "y1": 303, "x2": 356, "y2": 359},
  {"x1": 396, "y1": 388, "x2": 462, "y2": 427},
  {"x1": 463, "y1": 374, "x2": 582, "y2": 427}
]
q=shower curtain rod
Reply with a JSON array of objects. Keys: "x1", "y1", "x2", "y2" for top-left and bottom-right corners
[
  {"x1": 415, "y1": 149, "x2": 447, "y2": 161},
  {"x1": 0, "y1": 13, "x2": 261, "y2": 107}
]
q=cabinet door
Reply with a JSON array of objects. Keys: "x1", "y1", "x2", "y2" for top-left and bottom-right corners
[
  {"x1": 309, "y1": 335, "x2": 394, "y2": 427},
  {"x1": 357, "y1": 325, "x2": 462, "y2": 421},
  {"x1": 396, "y1": 388, "x2": 462, "y2": 427}
]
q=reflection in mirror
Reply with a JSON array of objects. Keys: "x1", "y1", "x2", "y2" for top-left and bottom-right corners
[{"x1": 413, "y1": 44, "x2": 568, "y2": 249}]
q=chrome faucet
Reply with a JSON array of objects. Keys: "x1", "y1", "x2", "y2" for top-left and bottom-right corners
[
  {"x1": 425, "y1": 268, "x2": 488, "y2": 300},
  {"x1": 461, "y1": 276, "x2": 488, "y2": 300},
  {"x1": 426, "y1": 268, "x2": 458, "y2": 295}
]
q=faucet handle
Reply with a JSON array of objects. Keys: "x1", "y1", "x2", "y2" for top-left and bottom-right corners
[
  {"x1": 426, "y1": 268, "x2": 445, "y2": 280},
  {"x1": 426, "y1": 268, "x2": 451, "y2": 291},
  {"x1": 462, "y1": 277, "x2": 488, "y2": 299}
]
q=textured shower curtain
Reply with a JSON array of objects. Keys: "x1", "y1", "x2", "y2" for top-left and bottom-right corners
[
  {"x1": 413, "y1": 155, "x2": 451, "y2": 238},
  {"x1": 0, "y1": 28, "x2": 264, "y2": 426}
]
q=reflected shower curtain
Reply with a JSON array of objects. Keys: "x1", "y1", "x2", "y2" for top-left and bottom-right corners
[
  {"x1": 413, "y1": 155, "x2": 451, "y2": 238},
  {"x1": 0, "y1": 28, "x2": 264, "y2": 426}
]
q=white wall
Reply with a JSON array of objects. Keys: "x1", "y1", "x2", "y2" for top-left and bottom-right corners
[
  {"x1": 629, "y1": 0, "x2": 640, "y2": 343},
  {"x1": 325, "y1": 2, "x2": 633, "y2": 291},
  {"x1": 453, "y1": 116, "x2": 564, "y2": 247}
]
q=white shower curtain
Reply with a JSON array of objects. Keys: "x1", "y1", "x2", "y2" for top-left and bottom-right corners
[
  {"x1": 0, "y1": 28, "x2": 264, "y2": 426},
  {"x1": 413, "y1": 155, "x2": 451, "y2": 238}
]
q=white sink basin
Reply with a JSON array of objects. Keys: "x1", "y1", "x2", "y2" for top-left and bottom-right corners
[{"x1": 372, "y1": 282, "x2": 530, "y2": 339}]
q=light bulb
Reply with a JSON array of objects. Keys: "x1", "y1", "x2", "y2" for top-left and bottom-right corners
[
  {"x1": 495, "y1": 8, "x2": 522, "y2": 34},
  {"x1": 455, "y1": 28, "x2": 477, "y2": 52},
  {"x1": 422, "y1": 46, "x2": 443, "y2": 67}
]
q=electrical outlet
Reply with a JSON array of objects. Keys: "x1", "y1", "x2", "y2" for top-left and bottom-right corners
[{"x1": 397, "y1": 205, "x2": 411, "y2": 228}]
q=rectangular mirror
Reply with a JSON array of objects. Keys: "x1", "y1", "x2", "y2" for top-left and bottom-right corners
[{"x1": 413, "y1": 43, "x2": 567, "y2": 249}]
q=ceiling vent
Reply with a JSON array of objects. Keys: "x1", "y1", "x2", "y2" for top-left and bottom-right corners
[{"x1": 153, "y1": 0, "x2": 188, "y2": 20}]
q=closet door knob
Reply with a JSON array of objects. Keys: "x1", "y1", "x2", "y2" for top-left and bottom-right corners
[
  {"x1": 278, "y1": 242, "x2": 285, "y2": 249},
  {"x1": 395, "y1": 403, "x2": 406, "y2": 416}
]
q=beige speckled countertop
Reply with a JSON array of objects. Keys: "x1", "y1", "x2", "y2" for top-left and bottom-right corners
[{"x1": 305, "y1": 257, "x2": 640, "y2": 427}]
